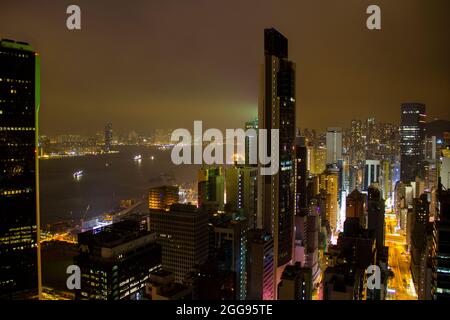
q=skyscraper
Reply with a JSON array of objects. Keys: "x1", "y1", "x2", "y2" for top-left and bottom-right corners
[
  {"x1": 148, "y1": 185, "x2": 179, "y2": 211},
  {"x1": 225, "y1": 165, "x2": 258, "y2": 228},
  {"x1": 325, "y1": 165, "x2": 340, "y2": 233},
  {"x1": 363, "y1": 160, "x2": 381, "y2": 191},
  {"x1": 150, "y1": 204, "x2": 209, "y2": 283},
  {"x1": 346, "y1": 189, "x2": 366, "y2": 228},
  {"x1": 0, "y1": 39, "x2": 40, "y2": 299},
  {"x1": 295, "y1": 136, "x2": 308, "y2": 216},
  {"x1": 400, "y1": 103, "x2": 426, "y2": 183},
  {"x1": 198, "y1": 166, "x2": 225, "y2": 212},
  {"x1": 278, "y1": 262, "x2": 313, "y2": 300},
  {"x1": 257, "y1": 28, "x2": 296, "y2": 294},
  {"x1": 75, "y1": 220, "x2": 162, "y2": 300},
  {"x1": 246, "y1": 229, "x2": 275, "y2": 300},
  {"x1": 367, "y1": 185, "x2": 385, "y2": 252},
  {"x1": 244, "y1": 118, "x2": 258, "y2": 166},
  {"x1": 436, "y1": 189, "x2": 450, "y2": 300},
  {"x1": 214, "y1": 217, "x2": 249, "y2": 300},
  {"x1": 104, "y1": 122, "x2": 113, "y2": 152},
  {"x1": 326, "y1": 127, "x2": 343, "y2": 165}
]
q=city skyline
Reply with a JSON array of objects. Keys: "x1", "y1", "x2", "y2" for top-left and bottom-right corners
[
  {"x1": 2, "y1": 1, "x2": 450, "y2": 304},
  {"x1": 1, "y1": 0, "x2": 449, "y2": 136}
]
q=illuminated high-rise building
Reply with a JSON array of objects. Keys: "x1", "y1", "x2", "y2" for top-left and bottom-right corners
[
  {"x1": 75, "y1": 220, "x2": 162, "y2": 300},
  {"x1": 148, "y1": 185, "x2": 179, "y2": 211},
  {"x1": 366, "y1": 117, "x2": 376, "y2": 144},
  {"x1": 436, "y1": 189, "x2": 450, "y2": 300},
  {"x1": 326, "y1": 127, "x2": 342, "y2": 165},
  {"x1": 325, "y1": 165, "x2": 340, "y2": 233},
  {"x1": 295, "y1": 136, "x2": 308, "y2": 216},
  {"x1": 310, "y1": 144, "x2": 326, "y2": 175},
  {"x1": 246, "y1": 229, "x2": 275, "y2": 300},
  {"x1": 244, "y1": 118, "x2": 258, "y2": 166},
  {"x1": 440, "y1": 149, "x2": 450, "y2": 190},
  {"x1": 104, "y1": 122, "x2": 113, "y2": 152},
  {"x1": 214, "y1": 217, "x2": 249, "y2": 300},
  {"x1": 257, "y1": 28, "x2": 296, "y2": 294},
  {"x1": 0, "y1": 39, "x2": 40, "y2": 299},
  {"x1": 346, "y1": 189, "x2": 366, "y2": 228},
  {"x1": 150, "y1": 204, "x2": 209, "y2": 283},
  {"x1": 363, "y1": 160, "x2": 381, "y2": 191},
  {"x1": 198, "y1": 166, "x2": 225, "y2": 212},
  {"x1": 225, "y1": 166, "x2": 258, "y2": 228},
  {"x1": 400, "y1": 103, "x2": 426, "y2": 183}
]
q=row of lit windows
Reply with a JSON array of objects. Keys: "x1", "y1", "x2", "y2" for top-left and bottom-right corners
[
  {"x1": 0, "y1": 127, "x2": 35, "y2": 131},
  {"x1": 9, "y1": 226, "x2": 35, "y2": 232},
  {"x1": 0, "y1": 158, "x2": 25, "y2": 162},
  {"x1": 0, "y1": 188, "x2": 32, "y2": 196},
  {"x1": 1, "y1": 143, "x2": 35, "y2": 147},
  {"x1": 0, "y1": 78, "x2": 32, "y2": 84},
  {"x1": 1, "y1": 230, "x2": 34, "y2": 238},
  {"x1": 0, "y1": 52, "x2": 31, "y2": 58},
  {"x1": 402, "y1": 110, "x2": 421, "y2": 114},
  {"x1": 0, "y1": 238, "x2": 33, "y2": 246}
]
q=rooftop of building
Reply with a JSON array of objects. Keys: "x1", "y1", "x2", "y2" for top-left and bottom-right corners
[
  {"x1": 324, "y1": 263, "x2": 357, "y2": 290},
  {"x1": 77, "y1": 219, "x2": 151, "y2": 248},
  {"x1": 150, "y1": 203, "x2": 206, "y2": 218},
  {"x1": 281, "y1": 263, "x2": 312, "y2": 281},
  {"x1": 150, "y1": 269, "x2": 173, "y2": 277},
  {"x1": 247, "y1": 229, "x2": 273, "y2": 243},
  {"x1": 213, "y1": 214, "x2": 248, "y2": 229},
  {"x1": 0, "y1": 39, "x2": 35, "y2": 52}
]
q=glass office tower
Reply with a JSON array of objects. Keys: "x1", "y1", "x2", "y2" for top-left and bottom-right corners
[{"x1": 0, "y1": 39, "x2": 40, "y2": 299}]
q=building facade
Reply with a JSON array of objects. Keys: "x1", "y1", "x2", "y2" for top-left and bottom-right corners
[{"x1": 0, "y1": 39, "x2": 40, "y2": 299}]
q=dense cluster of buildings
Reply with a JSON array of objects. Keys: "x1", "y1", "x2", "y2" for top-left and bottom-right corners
[{"x1": 1, "y1": 28, "x2": 450, "y2": 301}]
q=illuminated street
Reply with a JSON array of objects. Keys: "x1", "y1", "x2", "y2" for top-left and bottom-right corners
[{"x1": 385, "y1": 214, "x2": 417, "y2": 300}]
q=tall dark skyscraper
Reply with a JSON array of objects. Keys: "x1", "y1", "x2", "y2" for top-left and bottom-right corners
[
  {"x1": 0, "y1": 39, "x2": 40, "y2": 299},
  {"x1": 436, "y1": 189, "x2": 450, "y2": 300},
  {"x1": 400, "y1": 103, "x2": 426, "y2": 183},
  {"x1": 258, "y1": 28, "x2": 296, "y2": 294},
  {"x1": 104, "y1": 122, "x2": 113, "y2": 152},
  {"x1": 367, "y1": 185, "x2": 385, "y2": 252},
  {"x1": 150, "y1": 204, "x2": 209, "y2": 283},
  {"x1": 295, "y1": 136, "x2": 308, "y2": 216}
]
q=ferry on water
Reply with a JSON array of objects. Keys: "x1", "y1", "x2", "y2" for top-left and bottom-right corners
[{"x1": 73, "y1": 170, "x2": 83, "y2": 179}]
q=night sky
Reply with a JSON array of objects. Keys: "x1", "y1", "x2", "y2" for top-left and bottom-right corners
[{"x1": 1, "y1": 0, "x2": 449, "y2": 135}]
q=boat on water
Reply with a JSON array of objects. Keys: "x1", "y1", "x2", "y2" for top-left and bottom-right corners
[
  {"x1": 73, "y1": 170, "x2": 83, "y2": 179},
  {"x1": 105, "y1": 162, "x2": 112, "y2": 167},
  {"x1": 133, "y1": 154, "x2": 142, "y2": 161}
]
